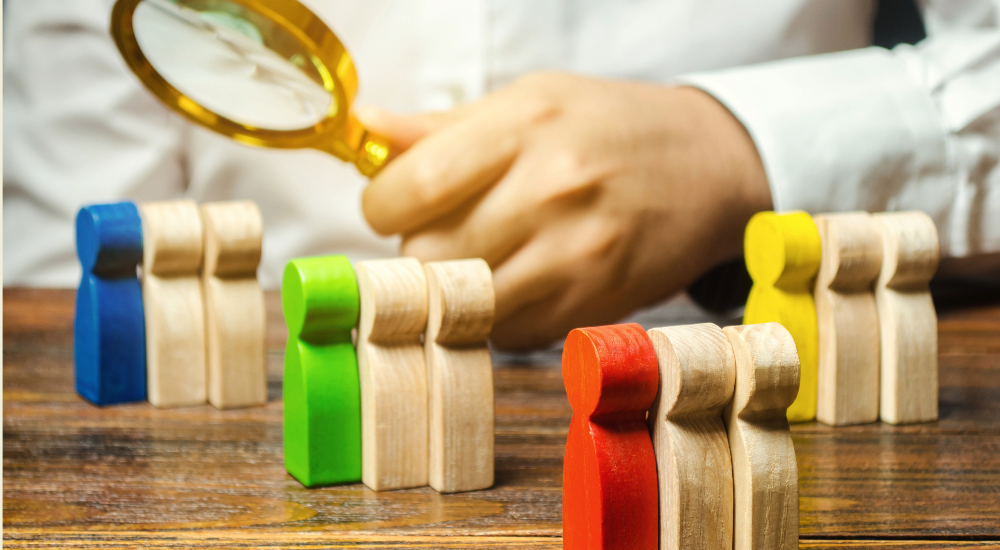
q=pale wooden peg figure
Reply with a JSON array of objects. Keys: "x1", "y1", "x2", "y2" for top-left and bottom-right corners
[
  {"x1": 355, "y1": 258, "x2": 429, "y2": 491},
  {"x1": 874, "y1": 211, "x2": 940, "y2": 424},
  {"x1": 814, "y1": 212, "x2": 883, "y2": 426},
  {"x1": 723, "y1": 323, "x2": 799, "y2": 550},
  {"x1": 647, "y1": 323, "x2": 735, "y2": 550},
  {"x1": 200, "y1": 201, "x2": 267, "y2": 409},
  {"x1": 424, "y1": 259, "x2": 496, "y2": 493},
  {"x1": 139, "y1": 200, "x2": 207, "y2": 408}
]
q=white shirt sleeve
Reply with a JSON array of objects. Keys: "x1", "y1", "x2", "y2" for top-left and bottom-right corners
[
  {"x1": 2, "y1": 0, "x2": 188, "y2": 285},
  {"x1": 679, "y1": 0, "x2": 1000, "y2": 273}
]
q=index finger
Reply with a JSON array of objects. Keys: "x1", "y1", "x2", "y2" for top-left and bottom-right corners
[{"x1": 361, "y1": 95, "x2": 554, "y2": 236}]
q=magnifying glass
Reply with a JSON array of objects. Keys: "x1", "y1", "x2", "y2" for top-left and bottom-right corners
[{"x1": 111, "y1": 0, "x2": 390, "y2": 176}]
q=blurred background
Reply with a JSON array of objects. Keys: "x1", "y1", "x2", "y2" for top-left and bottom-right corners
[
  {"x1": 2, "y1": 0, "x2": 929, "y2": 286},
  {"x1": 5, "y1": 0, "x2": 997, "y2": 332}
]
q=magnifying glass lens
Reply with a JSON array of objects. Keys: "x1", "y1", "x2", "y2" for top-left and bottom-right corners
[
  {"x1": 133, "y1": 0, "x2": 336, "y2": 131},
  {"x1": 114, "y1": 0, "x2": 389, "y2": 175}
]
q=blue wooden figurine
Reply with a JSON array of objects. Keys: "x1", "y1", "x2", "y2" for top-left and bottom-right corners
[{"x1": 74, "y1": 202, "x2": 147, "y2": 405}]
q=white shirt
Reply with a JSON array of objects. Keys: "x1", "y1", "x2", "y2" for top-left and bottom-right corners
[{"x1": 5, "y1": 0, "x2": 1000, "y2": 287}]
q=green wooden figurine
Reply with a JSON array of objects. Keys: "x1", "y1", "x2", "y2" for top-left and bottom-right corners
[{"x1": 282, "y1": 255, "x2": 362, "y2": 487}]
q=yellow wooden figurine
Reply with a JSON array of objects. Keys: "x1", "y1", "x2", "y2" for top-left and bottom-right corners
[{"x1": 743, "y1": 211, "x2": 822, "y2": 423}]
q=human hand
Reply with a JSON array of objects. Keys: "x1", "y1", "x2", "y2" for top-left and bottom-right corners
[{"x1": 356, "y1": 73, "x2": 770, "y2": 350}]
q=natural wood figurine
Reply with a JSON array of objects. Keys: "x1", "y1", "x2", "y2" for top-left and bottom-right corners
[
  {"x1": 139, "y1": 200, "x2": 207, "y2": 408},
  {"x1": 744, "y1": 210, "x2": 821, "y2": 423},
  {"x1": 200, "y1": 201, "x2": 267, "y2": 409},
  {"x1": 282, "y1": 255, "x2": 362, "y2": 487},
  {"x1": 723, "y1": 323, "x2": 799, "y2": 550},
  {"x1": 355, "y1": 258, "x2": 429, "y2": 491},
  {"x1": 814, "y1": 212, "x2": 883, "y2": 426},
  {"x1": 563, "y1": 323, "x2": 659, "y2": 550},
  {"x1": 424, "y1": 259, "x2": 496, "y2": 493},
  {"x1": 874, "y1": 211, "x2": 940, "y2": 424},
  {"x1": 647, "y1": 323, "x2": 735, "y2": 550},
  {"x1": 74, "y1": 202, "x2": 147, "y2": 406}
]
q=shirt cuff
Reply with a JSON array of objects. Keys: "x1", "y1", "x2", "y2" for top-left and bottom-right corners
[{"x1": 677, "y1": 47, "x2": 952, "y2": 227}]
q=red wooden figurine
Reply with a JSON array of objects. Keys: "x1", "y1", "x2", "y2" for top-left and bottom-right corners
[{"x1": 562, "y1": 323, "x2": 660, "y2": 550}]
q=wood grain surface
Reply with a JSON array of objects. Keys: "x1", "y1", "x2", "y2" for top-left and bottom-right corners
[{"x1": 4, "y1": 289, "x2": 1000, "y2": 548}]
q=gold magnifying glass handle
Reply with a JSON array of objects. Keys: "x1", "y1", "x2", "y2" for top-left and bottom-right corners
[
  {"x1": 340, "y1": 114, "x2": 391, "y2": 177},
  {"x1": 355, "y1": 133, "x2": 391, "y2": 177}
]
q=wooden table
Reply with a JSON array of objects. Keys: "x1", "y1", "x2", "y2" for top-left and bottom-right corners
[{"x1": 4, "y1": 288, "x2": 999, "y2": 548}]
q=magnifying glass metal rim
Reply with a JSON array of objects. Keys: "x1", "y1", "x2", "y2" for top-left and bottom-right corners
[{"x1": 111, "y1": 0, "x2": 389, "y2": 175}]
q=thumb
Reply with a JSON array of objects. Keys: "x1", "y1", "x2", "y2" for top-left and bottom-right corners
[{"x1": 354, "y1": 105, "x2": 453, "y2": 153}]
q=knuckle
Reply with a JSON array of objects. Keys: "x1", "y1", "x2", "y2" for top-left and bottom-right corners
[
  {"x1": 520, "y1": 96, "x2": 560, "y2": 125},
  {"x1": 548, "y1": 150, "x2": 589, "y2": 181},
  {"x1": 535, "y1": 152, "x2": 604, "y2": 209},
  {"x1": 577, "y1": 218, "x2": 628, "y2": 263},
  {"x1": 503, "y1": 75, "x2": 563, "y2": 122},
  {"x1": 407, "y1": 159, "x2": 447, "y2": 207}
]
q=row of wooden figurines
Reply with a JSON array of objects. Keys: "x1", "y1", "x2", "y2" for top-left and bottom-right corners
[
  {"x1": 281, "y1": 255, "x2": 495, "y2": 494},
  {"x1": 75, "y1": 199, "x2": 496, "y2": 493},
  {"x1": 74, "y1": 200, "x2": 267, "y2": 409},
  {"x1": 562, "y1": 321, "x2": 799, "y2": 550},
  {"x1": 743, "y1": 210, "x2": 939, "y2": 426}
]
